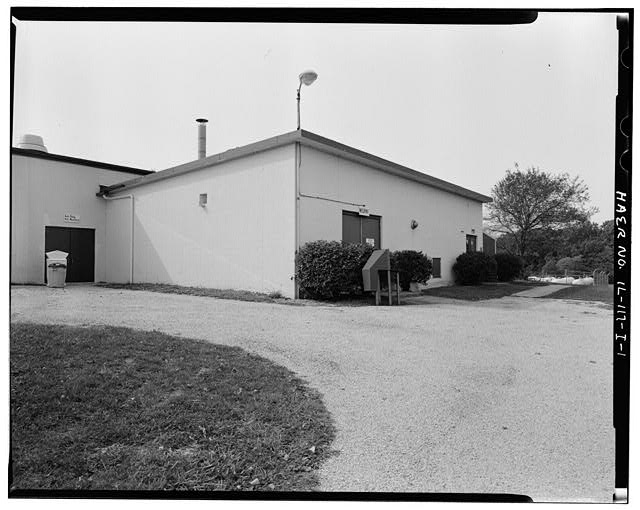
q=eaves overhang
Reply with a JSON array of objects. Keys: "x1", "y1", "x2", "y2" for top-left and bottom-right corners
[
  {"x1": 97, "y1": 131, "x2": 301, "y2": 196},
  {"x1": 298, "y1": 131, "x2": 493, "y2": 203},
  {"x1": 12, "y1": 147, "x2": 151, "y2": 176}
]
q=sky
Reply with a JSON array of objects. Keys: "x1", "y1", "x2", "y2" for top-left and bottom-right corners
[{"x1": 12, "y1": 11, "x2": 619, "y2": 223}]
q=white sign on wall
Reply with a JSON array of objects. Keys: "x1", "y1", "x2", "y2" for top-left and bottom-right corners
[
  {"x1": 64, "y1": 214, "x2": 80, "y2": 223},
  {"x1": 358, "y1": 207, "x2": 369, "y2": 216},
  {"x1": 365, "y1": 238, "x2": 375, "y2": 247}
]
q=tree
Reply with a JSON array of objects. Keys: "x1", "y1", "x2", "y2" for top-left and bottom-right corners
[
  {"x1": 485, "y1": 164, "x2": 596, "y2": 258},
  {"x1": 496, "y1": 219, "x2": 613, "y2": 277}
]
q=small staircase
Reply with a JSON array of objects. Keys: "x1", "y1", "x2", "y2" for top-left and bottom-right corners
[{"x1": 486, "y1": 266, "x2": 498, "y2": 284}]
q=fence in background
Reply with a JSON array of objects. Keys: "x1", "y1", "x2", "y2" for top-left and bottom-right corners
[{"x1": 592, "y1": 270, "x2": 609, "y2": 286}]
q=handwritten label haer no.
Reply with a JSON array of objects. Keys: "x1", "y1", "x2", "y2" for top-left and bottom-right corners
[{"x1": 614, "y1": 190, "x2": 628, "y2": 358}]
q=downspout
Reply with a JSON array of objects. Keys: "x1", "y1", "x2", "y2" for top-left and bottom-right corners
[
  {"x1": 101, "y1": 193, "x2": 134, "y2": 284},
  {"x1": 294, "y1": 141, "x2": 300, "y2": 298}
]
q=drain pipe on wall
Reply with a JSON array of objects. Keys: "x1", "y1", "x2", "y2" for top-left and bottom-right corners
[
  {"x1": 294, "y1": 141, "x2": 301, "y2": 299},
  {"x1": 101, "y1": 193, "x2": 135, "y2": 284}
]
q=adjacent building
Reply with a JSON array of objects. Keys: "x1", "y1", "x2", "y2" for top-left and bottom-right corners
[{"x1": 11, "y1": 138, "x2": 151, "y2": 285}]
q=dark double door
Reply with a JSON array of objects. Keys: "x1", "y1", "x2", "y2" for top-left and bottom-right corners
[
  {"x1": 342, "y1": 211, "x2": 381, "y2": 249},
  {"x1": 45, "y1": 226, "x2": 95, "y2": 283}
]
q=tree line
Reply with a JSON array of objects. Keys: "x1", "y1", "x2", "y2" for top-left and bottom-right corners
[{"x1": 485, "y1": 164, "x2": 613, "y2": 278}]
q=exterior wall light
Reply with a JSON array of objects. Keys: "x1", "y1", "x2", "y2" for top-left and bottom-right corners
[
  {"x1": 410, "y1": 219, "x2": 419, "y2": 230},
  {"x1": 199, "y1": 193, "x2": 208, "y2": 207}
]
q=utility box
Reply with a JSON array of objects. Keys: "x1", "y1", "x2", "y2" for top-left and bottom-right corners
[
  {"x1": 362, "y1": 249, "x2": 400, "y2": 305},
  {"x1": 46, "y1": 250, "x2": 68, "y2": 288},
  {"x1": 362, "y1": 249, "x2": 391, "y2": 292}
]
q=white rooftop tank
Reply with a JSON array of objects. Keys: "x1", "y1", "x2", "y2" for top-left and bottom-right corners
[{"x1": 17, "y1": 134, "x2": 48, "y2": 152}]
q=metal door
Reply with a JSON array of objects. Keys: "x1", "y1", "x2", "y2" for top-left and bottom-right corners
[
  {"x1": 342, "y1": 211, "x2": 361, "y2": 245},
  {"x1": 44, "y1": 227, "x2": 95, "y2": 283},
  {"x1": 361, "y1": 216, "x2": 381, "y2": 249},
  {"x1": 342, "y1": 211, "x2": 381, "y2": 248}
]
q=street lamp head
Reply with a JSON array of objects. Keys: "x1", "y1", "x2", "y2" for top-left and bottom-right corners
[
  {"x1": 299, "y1": 70, "x2": 318, "y2": 86},
  {"x1": 296, "y1": 70, "x2": 318, "y2": 130}
]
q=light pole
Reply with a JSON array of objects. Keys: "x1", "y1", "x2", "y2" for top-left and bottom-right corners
[{"x1": 297, "y1": 70, "x2": 318, "y2": 130}]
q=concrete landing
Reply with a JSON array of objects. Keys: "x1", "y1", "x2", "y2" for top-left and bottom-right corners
[{"x1": 513, "y1": 284, "x2": 572, "y2": 298}]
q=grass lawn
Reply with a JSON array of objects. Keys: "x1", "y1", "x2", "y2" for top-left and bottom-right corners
[
  {"x1": 547, "y1": 284, "x2": 613, "y2": 305},
  {"x1": 99, "y1": 282, "x2": 384, "y2": 307},
  {"x1": 96, "y1": 283, "x2": 296, "y2": 305},
  {"x1": 419, "y1": 281, "x2": 549, "y2": 301},
  {"x1": 10, "y1": 323, "x2": 335, "y2": 492}
]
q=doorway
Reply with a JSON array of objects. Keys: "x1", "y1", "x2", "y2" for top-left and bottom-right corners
[
  {"x1": 342, "y1": 211, "x2": 381, "y2": 248},
  {"x1": 44, "y1": 226, "x2": 95, "y2": 283},
  {"x1": 466, "y1": 234, "x2": 477, "y2": 253}
]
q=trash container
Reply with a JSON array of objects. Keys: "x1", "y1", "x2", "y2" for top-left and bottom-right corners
[{"x1": 46, "y1": 250, "x2": 68, "y2": 288}]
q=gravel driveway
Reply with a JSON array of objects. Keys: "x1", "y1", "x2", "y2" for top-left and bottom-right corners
[{"x1": 10, "y1": 285, "x2": 614, "y2": 502}]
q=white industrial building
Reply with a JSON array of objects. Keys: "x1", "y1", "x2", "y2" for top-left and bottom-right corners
[
  {"x1": 11, "y1": 129, "x2": 491, "y2": 298},
  {"x1": 11, "y1": 135, "x2": 151, "y2": 285}
]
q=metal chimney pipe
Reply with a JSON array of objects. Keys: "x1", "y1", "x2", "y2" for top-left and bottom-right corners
[{"x1": 196, "y1": 118, "x2": 208, "y2": 159}]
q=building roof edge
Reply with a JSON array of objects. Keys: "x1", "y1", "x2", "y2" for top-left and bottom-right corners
[
  {"x1": 11, "y1": 147, "x2": 152, "y2": 176},
  {"x1": 102, "y1": 130, "x2": 492, "y2": 203}
]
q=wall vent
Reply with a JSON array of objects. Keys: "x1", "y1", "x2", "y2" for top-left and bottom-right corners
[{"x1": 17, "y1": 134, "x2": 48, "y2": 152}]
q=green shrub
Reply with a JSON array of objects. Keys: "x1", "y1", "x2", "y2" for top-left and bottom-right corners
[
  {"x1": 295, "y1": 241, "x2": 374, "y2": 300},
  {"x1": 494, "y1": 253, "x2": 523, "y2": 282},
  {"x1": 541, "y1": 258, "x2": 558, "y2": 275},
  {"x1": 452, "y1": 251, "x2": 497, "y2": 285},
  {"x1": 556, "y1": 255, "x2": 584, "y2": 272},
  {"x1": 390, "y1": 250, "x2": 433, "y2": 291}
]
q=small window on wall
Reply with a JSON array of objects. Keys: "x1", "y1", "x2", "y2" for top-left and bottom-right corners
[
  {"x1": 466, "y1": 234, "x2": 477, "y2": 253},
  {"x1": 432, "y1": 258, "x2": 441, "y2": 278}
]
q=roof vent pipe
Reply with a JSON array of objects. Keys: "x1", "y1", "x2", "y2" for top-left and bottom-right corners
[
  {"x1": 196, "y1": 118, "x2": 208, "y2": 159},
  {"x1": 17, "y1": 134, "x2": 48, "y2": 152}
]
